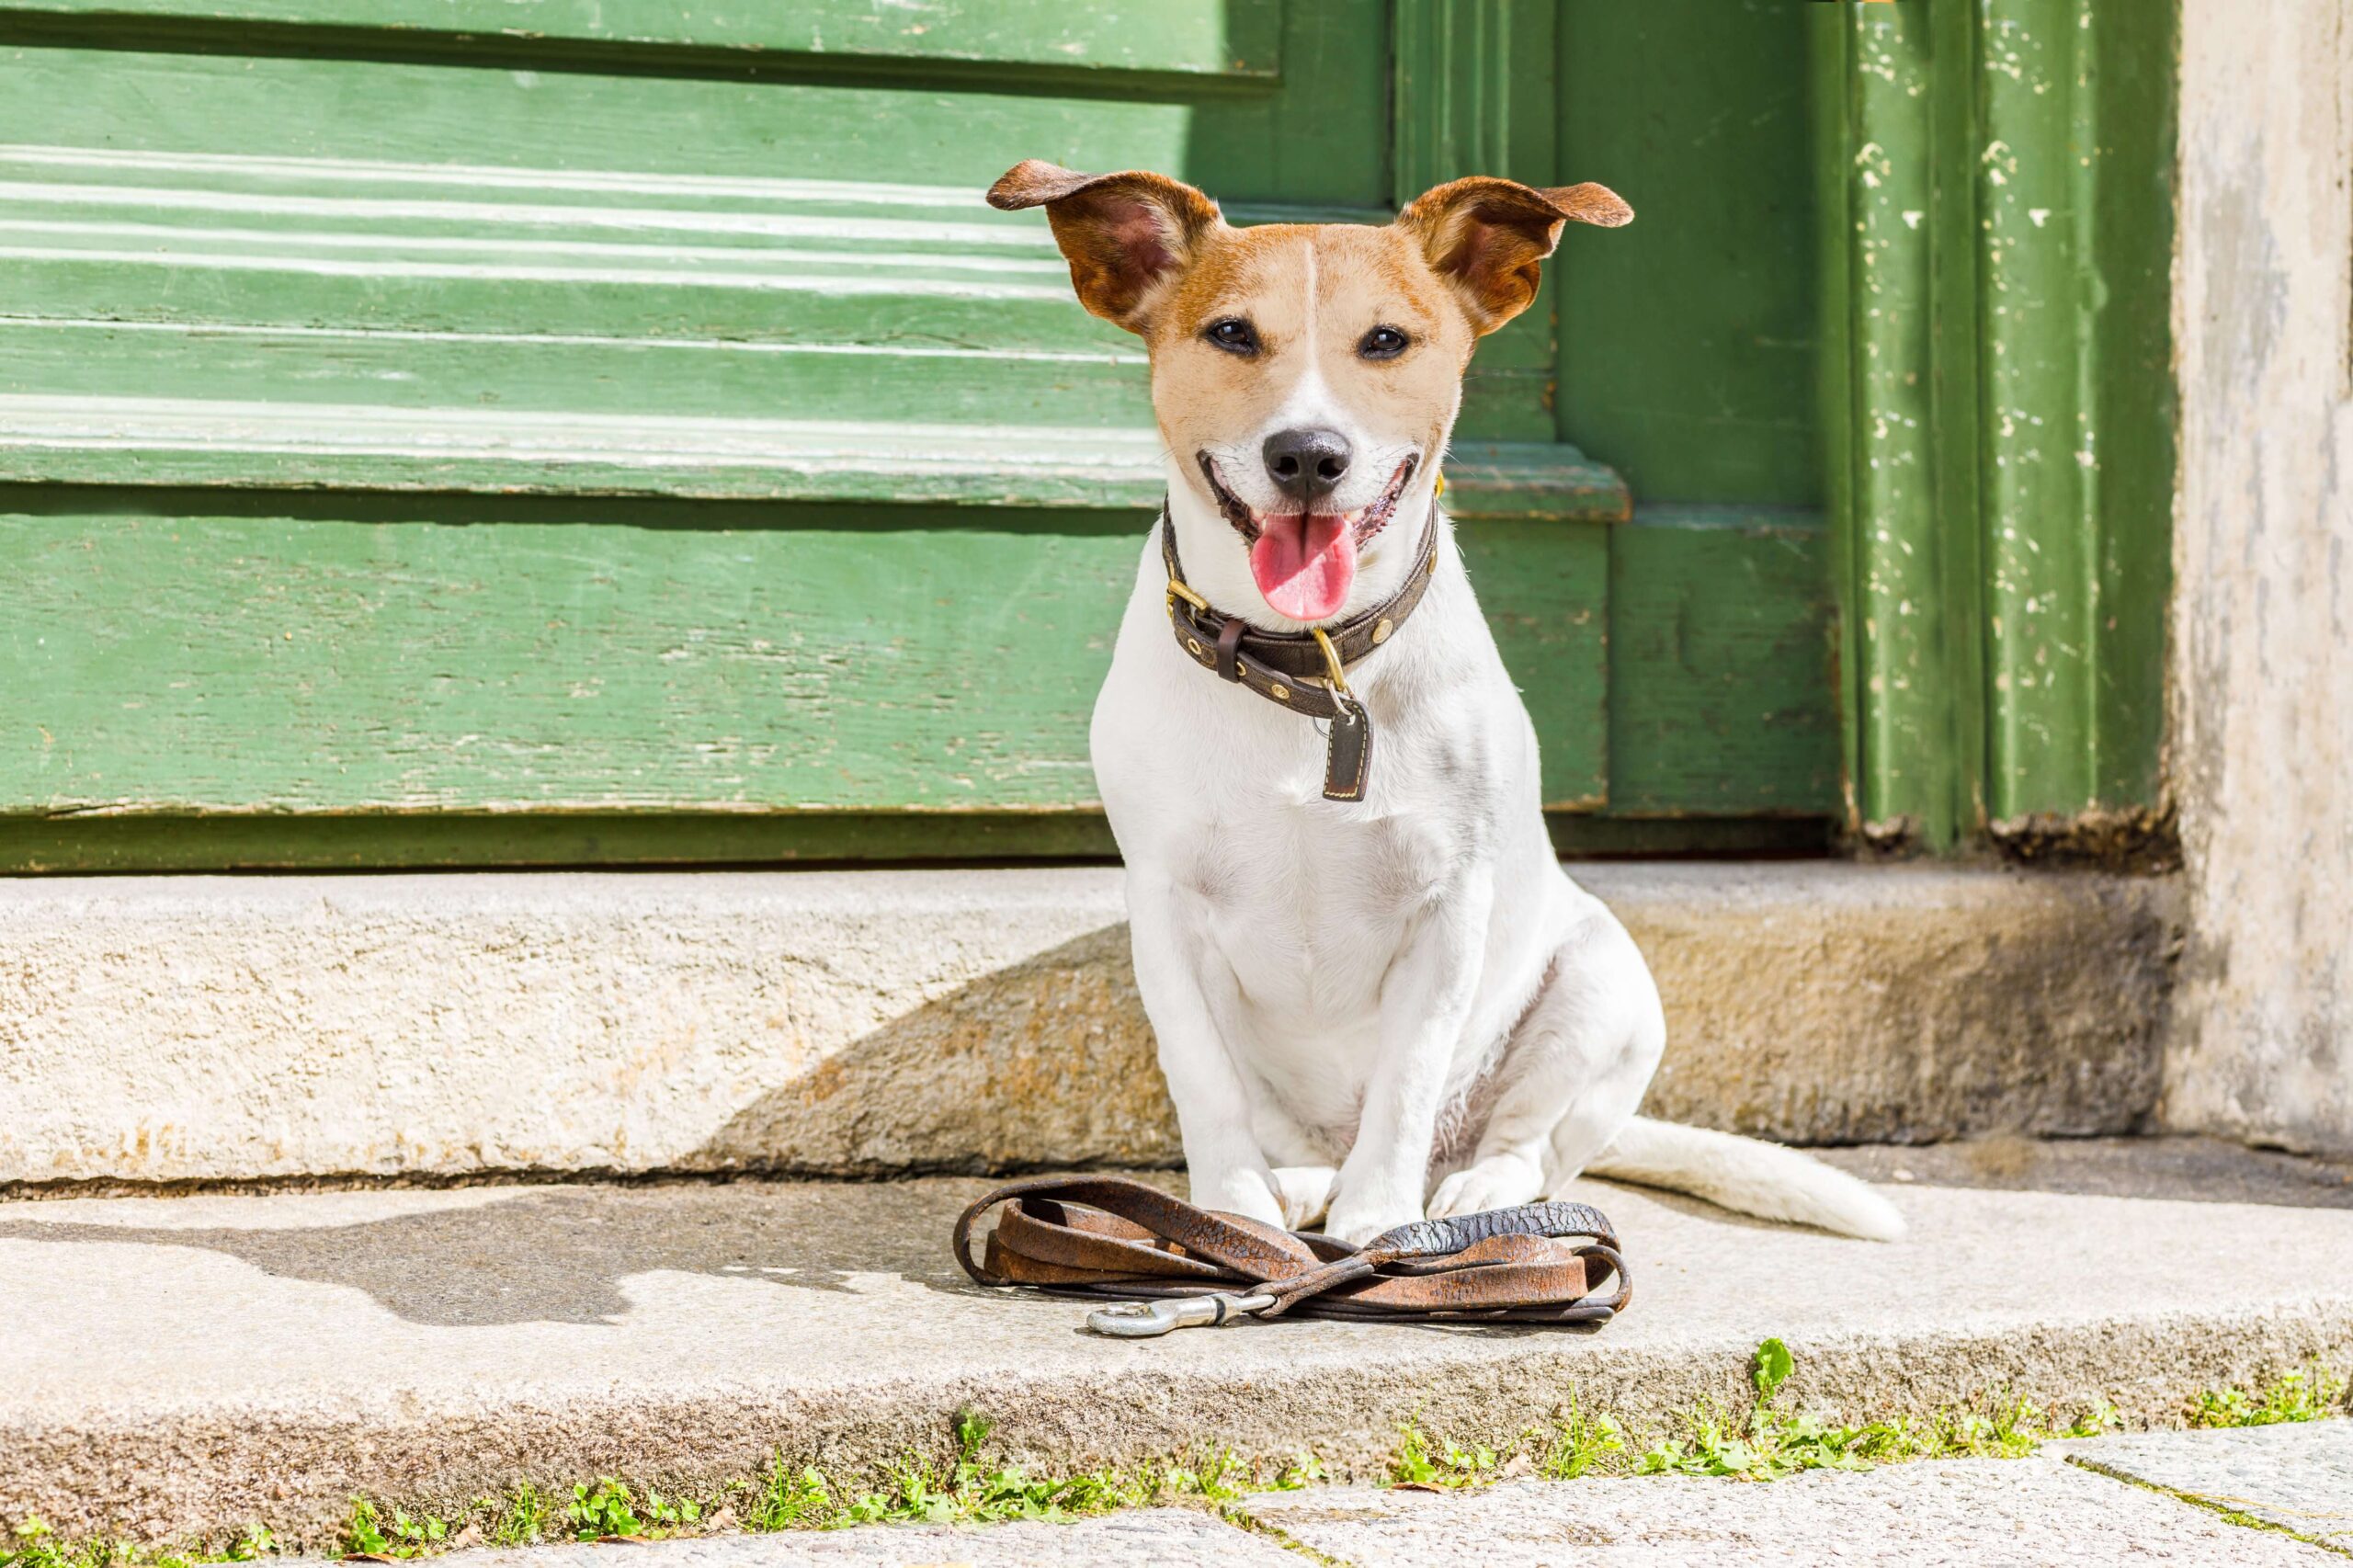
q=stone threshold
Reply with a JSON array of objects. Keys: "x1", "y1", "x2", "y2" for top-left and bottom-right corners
[{"x1": 0, "y1": 862, "x2": 2177, "y2": 1186}]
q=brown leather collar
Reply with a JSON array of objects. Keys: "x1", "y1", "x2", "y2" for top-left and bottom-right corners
[
  {"x1": 1160, "y1": 502, "x2": 1438, "y2": 801},
  {"x1": 1159, "y1": 503, "x2": 1438, "y2": 715}
]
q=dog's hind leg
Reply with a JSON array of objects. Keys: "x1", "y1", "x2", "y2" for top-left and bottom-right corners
[{"x1": 1426, "y1": 906, "x2": 1665, "y2": 1219}]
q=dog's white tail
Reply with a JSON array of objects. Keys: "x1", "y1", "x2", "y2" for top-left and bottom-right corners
[{"x1": 1584, "y1": 1117, "x2": 1906, "y2": 1242}]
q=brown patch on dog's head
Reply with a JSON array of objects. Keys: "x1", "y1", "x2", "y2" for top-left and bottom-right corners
[{"x1": 1398, "y1": 176, "x2": 1632, "y2": 335}]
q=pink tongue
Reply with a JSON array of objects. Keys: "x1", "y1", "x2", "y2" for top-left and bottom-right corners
[{"x1": 1249, "y1": 514, "x2": 1357, "y2": 620}]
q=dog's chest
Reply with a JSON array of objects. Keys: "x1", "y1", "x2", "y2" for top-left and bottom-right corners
[
  {"x1": 1121, "y1": 682, "x2": 1490, "y2": 1061},
  {"x1": 1188, "y1": 798, "x2": 1454, "y2": 1013}
]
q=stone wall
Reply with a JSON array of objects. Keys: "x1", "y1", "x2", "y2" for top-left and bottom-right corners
[{"x1": 2164, "y1": 0, "x2": 2353, "y2": 1149}]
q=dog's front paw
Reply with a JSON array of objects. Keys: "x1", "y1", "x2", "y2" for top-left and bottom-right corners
[
  {"x1": 1190, "y1": 1165, "x2": 1288, "y2": 1229},
  {"x1": 1427, "y1": 1153, "x2": 1546, "y2": 1220},
  {"x1": 1322, "y1": 1189, "x2": 1425, "y2": 1249},
  {"x1": 1268, "y1": 1165, "x2": 1339, "y2": 1229}
]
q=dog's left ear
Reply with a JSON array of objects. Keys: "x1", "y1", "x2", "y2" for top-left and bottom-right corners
[
  {"x1": 1398, "y1": 176, "x2": 1632, "y2": 335},
  {"x1": 987, "y1": 160, "x2": 1223, "y2": 335}
]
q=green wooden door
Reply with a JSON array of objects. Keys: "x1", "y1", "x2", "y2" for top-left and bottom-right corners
[{"x1": 0, "y1": 0, "x2": 1848, "y2": 870}]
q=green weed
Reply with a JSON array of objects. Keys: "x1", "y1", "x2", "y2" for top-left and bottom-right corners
[
  {"x1": 483, "y1": 1483, "x2": 548, "y2": 1550},
  {"x1": 1386, "y1": 1422, "x2": 1498, "y2": 1489},
  {"x1": 2190, "y1": 1362, "x2": 2348, "y2": 1428},
  {"x1": 337, "y1": 1497, "x2": 449, "y2": 1558},
  {"x1": 1624, "y1": 1338, "x2": 2110, "y2": 1480},
  {"x1": 1269, "y1": 1452, "x2": 1327, "y2": 1491},
  {"x1": 1537, "y1": 1398, "x2": 1625, "y2": 1480},
  {"x1": 745, "y1": 1459, "x2": 833, "y2": 1532},
  {"x1": 563, "y1": 1481, "x2": 637, "y2": 1541},
  {"x1": 830, "y1": 1413, "x2": 1219, "y2": 1527}
]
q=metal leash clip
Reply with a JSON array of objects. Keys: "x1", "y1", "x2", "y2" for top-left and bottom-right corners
[{"x1": 1086, "y1": 1290, "x2": 1277, "y2": 1338}]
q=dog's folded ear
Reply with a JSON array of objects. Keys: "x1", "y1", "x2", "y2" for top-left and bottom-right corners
[
  {"x1": 988, "y1": 160, "x2": 1223, "y2": 334},
  {"x1": 1398, "y1": 176, "x2": 1632, "y2": 335}
]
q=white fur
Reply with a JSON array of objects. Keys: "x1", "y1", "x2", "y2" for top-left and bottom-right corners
[{"x1": 1093, "y1": 464, "x2": 1904, "y2": 1246}]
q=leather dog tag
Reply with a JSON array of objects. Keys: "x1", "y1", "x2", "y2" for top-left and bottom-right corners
[{"x1": 1322, "y1": 693, "x2": 1371, "y2": 801}]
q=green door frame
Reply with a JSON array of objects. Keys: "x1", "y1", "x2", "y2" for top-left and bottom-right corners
[{"x1": 1816, "y1": 0, "x2": 2177, "y2": 853}]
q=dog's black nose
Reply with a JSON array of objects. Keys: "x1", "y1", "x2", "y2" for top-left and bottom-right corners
[{"x1": 1262, "y1": 427, "x2": 1352, "y2": 504}]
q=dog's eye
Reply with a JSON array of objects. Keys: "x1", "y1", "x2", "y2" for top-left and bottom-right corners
[
  {"x1": 1203, "y1": 318, "x2": 1259, "y2": 356},
  {"x1": 1358, "y1": 325, "x2": 1411, "y2": 360}
]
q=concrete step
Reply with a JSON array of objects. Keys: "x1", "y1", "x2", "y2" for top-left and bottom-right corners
[
  {"x1": 6, "y1": 1141, "x2": 2349, "y2": 1551},
  {"x1": 0, "y1": 863, "x2": 2177, "y2": 1186}
]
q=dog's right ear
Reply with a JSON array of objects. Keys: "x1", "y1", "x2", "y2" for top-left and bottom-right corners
[{"x1": 987, "y1": 160, "x2": 1222, "y2": 334}]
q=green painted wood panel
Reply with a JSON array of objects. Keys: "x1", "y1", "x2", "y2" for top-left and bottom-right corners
[
  {"x1": 2080, "y1": 0, "x2": 2176, "y2": 812},
  {"x1": 0, "y1": 491, "x2": 1612, "y2": 816},
  {"x1": 0, "y1": 0, "x2": 1284, "y2": 83},
  {"x1": 1392, "y1": 0, "x2": 1560, "y2": 445},
  {"x1": 1553, "y1": 0, "x2": 1824, "y2": 507},
  {"x1": 0, "y1": 8, "x2": 1453, "y2": 495},
  {"x1": 1980, "y1": 0, "x2": 2096, "y2": 819},
  {"x1": 1608, "y1": 507, "x2": 1840, "y2": 817}
]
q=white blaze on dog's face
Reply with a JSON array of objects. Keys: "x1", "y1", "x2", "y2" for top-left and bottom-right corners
[{"x1": 989, "y1": 161, "x2": 1632, "y2": 624}]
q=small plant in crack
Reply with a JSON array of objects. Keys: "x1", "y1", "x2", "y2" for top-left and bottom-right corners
[
  {"x1": 2190, "y1": 1362, "x2": 2348, "y2": 1428},
  {"x1": 1387, "y1": 1421, "x2": 1498, "y2": 1489},
  {"x1": 340, "y1": 1498, "x2": 449, "y2": 1558}
]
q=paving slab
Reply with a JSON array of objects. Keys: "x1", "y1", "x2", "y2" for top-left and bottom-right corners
[
  {"x1": 2063, "y1": 1422, "x2": 2353, "y2": 1550},
  {"x1": 280, "y1": 1457, "x2": 2347, "y2": 1568},
  {"x1": 6, "y1": 1164, "x2": 2352, "y2": 1550},
  {"x1": 1246, "y1": 1460, "x2": 2339, "y2": 1565},
  {"x1": 442, "y1": 1514, "x2": 1293, "y2": 1568},
  {"x1": 0, "y1": 862, "x2": 2176, "y2": 1186}
]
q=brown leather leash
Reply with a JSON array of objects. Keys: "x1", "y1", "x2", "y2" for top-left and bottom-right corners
[{"x1": 952, "y1": 1175, "x2": 1630, "y2": 1337}]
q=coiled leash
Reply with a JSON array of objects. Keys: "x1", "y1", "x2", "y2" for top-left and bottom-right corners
[{"x1": 952, "y1": 1175, "x2": 1629, "y2": 1338}]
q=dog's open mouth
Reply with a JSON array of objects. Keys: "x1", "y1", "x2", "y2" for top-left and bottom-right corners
[{"x1": 1198, "y1": 453, "x2": 1418, "y2": 621}]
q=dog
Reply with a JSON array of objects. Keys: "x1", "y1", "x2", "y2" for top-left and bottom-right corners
[{"x1": 988, "y1": 159, "x2": 1904, "y2": 1247}]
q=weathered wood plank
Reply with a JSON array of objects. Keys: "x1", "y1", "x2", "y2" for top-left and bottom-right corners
[
  {"x1": 0, "y1": 404, "x2": 1629, "y2": 517},
  {"x1": 0, "y1": 6, "x2": 1382, "y2": 202},
  {"x1": 0, "y1": 495, "x2": 1613, "y2": 815},
  {"x1": 0, "y1": 18, "x2": 1605, "y2": 505},
  {"x1": 0, "y1": 810, "x2": 1835, "y2": 874},
  {"x1": 0, "y1": 0, "x2": 1284, "y2": 85},
  {"x1": 1608, "y1": 506, "x2": 1841, "y2": 816},
  {"x1": 1813, "y1": 0, "x2": 2175, "y2": 844},
  {"x1": 1391, "y1": 0, "x2": 1560, "y2": 445},
  {"x1": 1555, "y1": 0, "x2": 1825, "y2": 508}
]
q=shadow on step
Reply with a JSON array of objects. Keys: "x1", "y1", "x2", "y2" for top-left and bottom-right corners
[
  {"x1": 691, "y1": 922, "x2": 1183, "y2": 1177},
  {"x1": 0, "y1": 1176, "x2": 1027, "y2": 1327}
]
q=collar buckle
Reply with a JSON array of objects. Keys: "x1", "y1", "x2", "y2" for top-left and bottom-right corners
[{"x1": 1310, "y1": 627, "x2": 1351, "y2": 696}]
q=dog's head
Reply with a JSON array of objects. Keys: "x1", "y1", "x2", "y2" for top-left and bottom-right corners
[{"x1": 989, "y1": 161, "x2": 1631, "y2": 626}]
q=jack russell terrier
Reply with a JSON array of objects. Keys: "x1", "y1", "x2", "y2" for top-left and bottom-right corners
[{"x1": 989, "y1": 159, "x2": 1904, "y2": 1248}]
